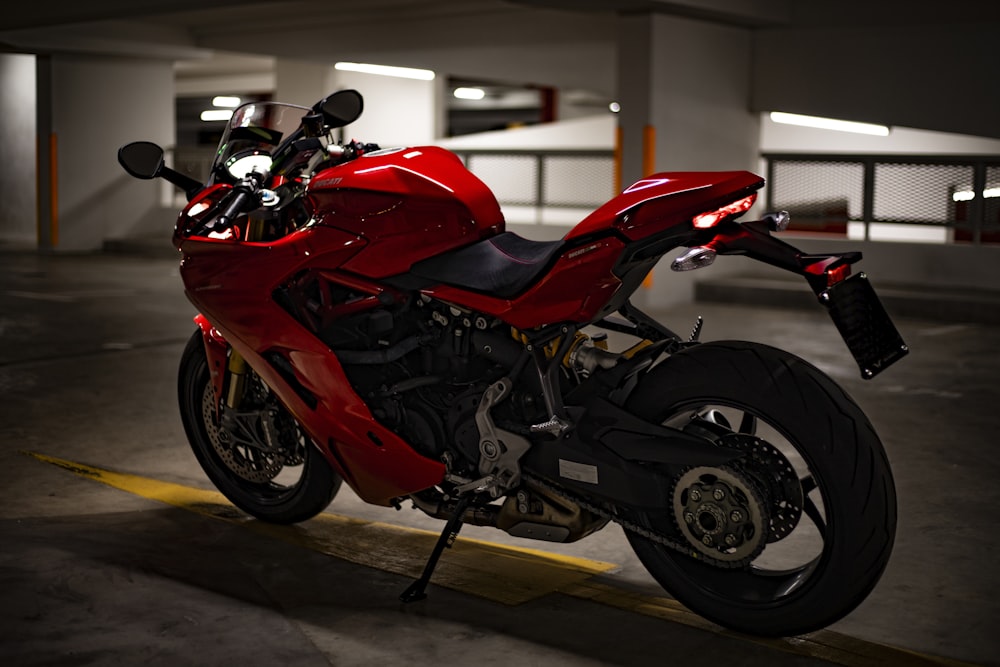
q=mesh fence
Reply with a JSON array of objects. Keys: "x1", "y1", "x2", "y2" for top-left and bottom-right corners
[
  {"x1": 872, "y1": 163, "x2": 973, "y2": 224},
  {"x1": 765, "y1": 155, "x2": 1000, "y2": 243},
  {"x1": 985, "y1": 166, "x2": 1000, "y2": 234},
  {"x1": 460, "y1": 151, "x2": 614, "y2": 208},
  {"x1": 543, "y1": 156, "x2": 615, "y2": 207},
  {"x1": 465, "y1": 154, "x2": 539, "y2": 206},
  {"x1": 769, "y1": 160, "x2": 863, "y2": 232}
]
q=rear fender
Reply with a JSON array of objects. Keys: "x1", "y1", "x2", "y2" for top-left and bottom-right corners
[
  {"x1": 705, "y1": 219, "x2": 860, "y2": 290},
  {"x1": 193, "y1": 314, "x2": 229, "y2": 415},
  {"x1": 705, "y1": 220, "x2": 908, "y2": 378}
]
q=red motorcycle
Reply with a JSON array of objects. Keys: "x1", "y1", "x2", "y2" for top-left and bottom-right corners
[{"x1": 118, "y1": 89, "x2": 907, "y2": 636}]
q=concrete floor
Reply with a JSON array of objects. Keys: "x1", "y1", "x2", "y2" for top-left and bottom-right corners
[{"x1": 1, "y1": 249, "x2": 997, "y2": 666}]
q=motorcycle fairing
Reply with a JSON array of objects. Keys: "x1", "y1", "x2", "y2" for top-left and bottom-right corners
[
  {"x1": 178, "y1": 225, "x2": 446, "y2": 505},
  {"x1": 306, "y1": 146, "x2": 505, "y2": 279}
]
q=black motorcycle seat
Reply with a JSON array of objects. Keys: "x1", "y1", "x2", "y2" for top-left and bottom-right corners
[{"x1": 411, "y1": 232, "x2": 564, "y2": 298}]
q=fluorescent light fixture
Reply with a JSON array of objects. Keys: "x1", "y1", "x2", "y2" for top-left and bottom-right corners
[
  {"x1": 453, "y1": 87, "x2": 485, "y2": 100},
  {"x1": 212, "y1": 95, "x2": 241, "y2": 108},
  {"x1": 770, "y1": 111, "x2": 890, "y2": 136},
  {"x1": 952, "y1": 187, "x2": 1000, "y2": 202},
  {"x1": 200, "y1": 109, "x2": 234, "y2": 122},
  {"x1": 335, "y1": 61, "x2": 435, "y2": 80}
]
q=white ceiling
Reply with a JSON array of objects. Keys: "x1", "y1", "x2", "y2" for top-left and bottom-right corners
[{"x1": 2, "y1": 0, "x2": 999, "y2": 138}]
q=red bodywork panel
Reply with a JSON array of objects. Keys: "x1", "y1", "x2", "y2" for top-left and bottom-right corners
[
  {"x1": 566, "y1": 171, "x2": 764, "y2": 241},
  {"x1": 175, "y1": 146, "x2": 765, "y2": 504},
  {"x1": 308, "y1": 146, "x2": 504, "y2": 278},
  {"x1": 179, "y1": 226, "x2": 445, "y2": 505}
]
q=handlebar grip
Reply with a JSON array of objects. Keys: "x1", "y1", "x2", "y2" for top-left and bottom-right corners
[{"x1": 213, "y1": 187, "x2": 257, "y2": 229}]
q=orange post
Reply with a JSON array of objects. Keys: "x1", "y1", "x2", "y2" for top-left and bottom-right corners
[
  {"x1": 642, "y1": 125, "x2": 655, "y2": 177},
  {"x1": 613, "y1": 125, "x2": 623, "y2": 194}
]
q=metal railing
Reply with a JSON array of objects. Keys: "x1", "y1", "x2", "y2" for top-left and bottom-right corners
[
  {"x1": 450, "y1": 149, "x2": 616, "y2": 226},
  {"x1": 164, "y1": 145, "x2": 1000, "y2": 244},
  {"x1": 762, "y1": 153, "x2": 1000, "y2": 244}
]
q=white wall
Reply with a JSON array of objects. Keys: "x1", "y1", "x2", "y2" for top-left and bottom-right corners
[
  {"x1": 0, "y1": 54, "x2": 37, "y2": 247},
  {"x1": 330, "y1": 69, "x2": 439, "y2": 148},
  {"x1": 274, "y1": 58, "x2": 334, "y2": 109},
  {"x1": 436, "y1": 114, "x2": 614, "y2": 151},
  {"x1": 50, "y1": 54, "x2": 175, "y2": 251},
  {"x1": 761, "y1": 116, "x2": 1000, "y2": 155}
]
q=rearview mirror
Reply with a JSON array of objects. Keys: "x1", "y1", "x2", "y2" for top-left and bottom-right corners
[
  {"x1": 319, "y1": 89, "x2": 363, "y2": 128},
  {"x1": 118, "y1": 141, "x2": 165, "y2": 179}
]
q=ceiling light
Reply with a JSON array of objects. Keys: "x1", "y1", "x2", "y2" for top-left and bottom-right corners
[
  {"x1": 453, "y1": 87, "x2": 485, "y2": 100},
  {"x1": 335, "y1": 62, "x2": 435, "y2": 80},
  {"x1": 212, "y1": 96, "x2": 241, "y2": 108},
  {"x1": 200, "y1": 109, "x2": 233, "y2": 122},
  {"x1": 609, "y1": 102, "x2": 621, "y2": 113},
  {"x1": 952, "y1": 187, "x2": 1000, "y2": 202},
  {"x1": 770, "y1": 111, "x2": 889, "y2": 136}
]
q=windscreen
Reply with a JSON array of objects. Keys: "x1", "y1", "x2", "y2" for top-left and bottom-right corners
[{"x1": 212, "y1": 101, "x2": 311, "y2": 182}]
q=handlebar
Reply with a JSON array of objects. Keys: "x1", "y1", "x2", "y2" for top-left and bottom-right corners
[
  {"x1": 212, "y1": 172, "x2": 264, "y2": 229},
  {"x1": 204, "y1": 138, "x2": 380, "y2": 232}
]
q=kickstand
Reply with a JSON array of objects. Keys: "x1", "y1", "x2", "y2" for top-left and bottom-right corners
[{"x1": 399, "y1": 496, "x2": 470, "y2": 603}]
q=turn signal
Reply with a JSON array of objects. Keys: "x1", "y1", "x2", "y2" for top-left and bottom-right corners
[
  {"x1": 671, "y1": 246, "x2": 717, "y2": 271},
  {"x1": 692, "y1": 194, "x2": 757, "y2": 229},
  {"x1": 764, "y1": 210, "x2": 791, "y2": 231}
]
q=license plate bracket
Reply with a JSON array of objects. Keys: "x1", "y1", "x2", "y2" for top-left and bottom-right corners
[{"x1": 820, "y1": 273, "x2": 908, "y2": 379}]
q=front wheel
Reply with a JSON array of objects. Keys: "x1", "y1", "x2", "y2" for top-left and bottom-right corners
[
  {"x1": 625, "y1": 340, "x2": 896, "y2": 636},
  {"x1": 178, "y1": 330, "x2": 341, "y2": 524}
]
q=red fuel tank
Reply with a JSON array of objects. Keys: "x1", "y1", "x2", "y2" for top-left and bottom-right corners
[{"x1": 306, "y1": 146, "x2": 505, "y2": 278}]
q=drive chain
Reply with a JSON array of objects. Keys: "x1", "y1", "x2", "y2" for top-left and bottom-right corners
[{"x1": 523, "y1": 471, "x2": 755, "y2": 569}]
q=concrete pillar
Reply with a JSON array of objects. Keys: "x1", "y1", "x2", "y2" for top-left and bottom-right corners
[
  {"x1": 274, "y1": 58, "x2": 334, "y2": 109},
  {"x1": 273, "y1": 60, "x2": 440, "y2": 147},
  {"x1": 29, "y1": 53, "x2": 175, "y2": 251},
  {"x1": 617, "y1": 13, "x2": 759, "y2": 183},
  {"x1": 616, "y1": 13, "x2": 761, "y2": 309},
  {"x1": 0, "y1": 54, "x2": 38, "y2": 249},
  {"x1": 329, "y1": 69, "x2": 439, "y2": 148}
]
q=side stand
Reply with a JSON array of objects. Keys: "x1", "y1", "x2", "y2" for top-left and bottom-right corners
[{"x1": 399, "y1": 496, "x2": 470, "y2": 603}]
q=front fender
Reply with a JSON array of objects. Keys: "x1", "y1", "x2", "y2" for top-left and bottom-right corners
[{"x1": 193, "y1": 313, "x2": 229, "y2": 414}]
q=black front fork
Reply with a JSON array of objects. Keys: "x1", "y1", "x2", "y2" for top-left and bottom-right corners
[{"x1": 700, "y1": 220, "x2": 909, "y2": 379}]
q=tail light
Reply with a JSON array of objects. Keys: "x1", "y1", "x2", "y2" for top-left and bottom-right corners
[{"x1": 692, "y1": 194, "x2": 757, "y2": 229}]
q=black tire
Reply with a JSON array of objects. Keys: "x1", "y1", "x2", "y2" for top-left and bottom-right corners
[
  {"x1": 178, "y1": 330, "x2": 341, "y2": 524},
  {"x1": 624, "y1": 340, "x2": 896, "y2": 636}
]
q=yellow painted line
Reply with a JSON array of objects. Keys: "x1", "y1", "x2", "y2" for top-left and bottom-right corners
[
  {"x1": 22, "y1": 451, "x2": 614, "y2": 606},
  {"x1": 25, "y1": 451, "x2": 977, "y2": 667}
]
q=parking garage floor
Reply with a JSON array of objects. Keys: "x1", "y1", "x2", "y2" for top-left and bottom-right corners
[{"x1": 1, "y1": 248, "x2": 997, "y2": 666}]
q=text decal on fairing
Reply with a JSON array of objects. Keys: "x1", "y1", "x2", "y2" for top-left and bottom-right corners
[
  {"x1": 559, "y1": 459, "x2": 599, "y2": 484},
  {"x1": 567, "y1": 243, "x2": 601, "y2": 260}
]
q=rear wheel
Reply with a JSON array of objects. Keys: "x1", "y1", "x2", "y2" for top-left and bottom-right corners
[
  {"x1": 178, "y1": 330, "x2": 341, "y2": 524},
  {"x1": 625, "y1": 340, "x2": 896, "y2": 636}
]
